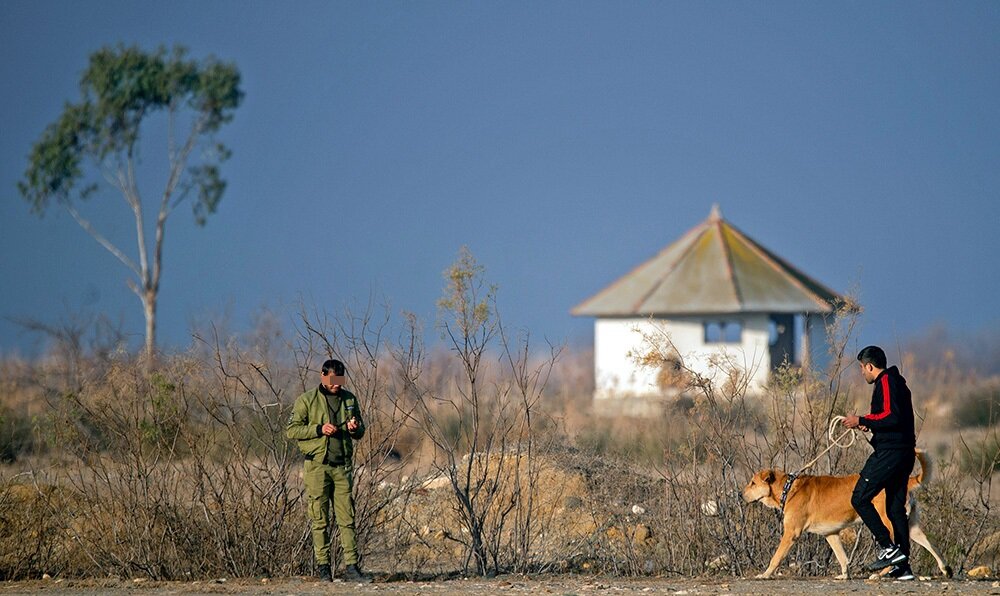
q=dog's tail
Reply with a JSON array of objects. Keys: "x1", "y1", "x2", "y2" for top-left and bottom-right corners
[{"x1": 912, "y1": 448, "x2": 931, "y2": 487}]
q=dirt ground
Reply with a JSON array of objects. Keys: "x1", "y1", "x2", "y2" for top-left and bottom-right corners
[{"x1": 6, "y1": 575, "x2": 1000, "y2": 596}]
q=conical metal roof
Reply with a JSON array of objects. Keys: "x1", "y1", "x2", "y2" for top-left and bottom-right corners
[{"x1": 571, "y1": 206, "x2": 842, "y2": 316}]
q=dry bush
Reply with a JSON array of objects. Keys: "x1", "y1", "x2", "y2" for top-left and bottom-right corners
[
  {"x1": 22, "y1": 350, "x2": 308, "y2": 579},
  {"x1": 913, "y1": 449, "x2": 996, "y2": 574},
  {"x1": 0, "y1": 478, "x2": 78, "y2": 580},
  {"x1": 390, "y1": 248, "x2": 563, "y2": 576}
]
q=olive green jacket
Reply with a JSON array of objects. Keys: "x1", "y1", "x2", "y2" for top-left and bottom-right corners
[{"x1": 286, "y1": 386, "x2": 365, "y2": 466}]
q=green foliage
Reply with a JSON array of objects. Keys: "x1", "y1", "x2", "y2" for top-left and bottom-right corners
[
  {"x1": 17, "y1": 44, "x2": 243, "y2": 223},
  {"x1": 190, "y1": 163, "x2": 226, "y2": 225},
  {"x1": 959, "y1": 433, "x2": 1000, "y2": 478},
  {"x1": 0, "y1": 406, "x2": 41, "y2": 463},
  {"x1": 142, "y1": 372, "x2": 182, "y2": 447},
  {"x1": 0, "y1": 409, "x2": 16, "y2": 462},
  {"x1": 437, "y1": 408, "x2": 468, "y2": 451},
  {"x1": 952, "y1": 383, "x2": 1000, "y2": 429},
  {"x1": 576, "y1": 424, "x2": 661, "y2": 463},
  {"x1": 437, "y1": 246, "x2": 496, "y2": 341}
]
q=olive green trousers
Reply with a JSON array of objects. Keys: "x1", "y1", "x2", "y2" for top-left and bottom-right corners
[{"x1": 303, "y1": 460, "x2": 357, "y2": 565}]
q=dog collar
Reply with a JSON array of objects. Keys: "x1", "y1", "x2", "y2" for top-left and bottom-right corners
[{"x1": 779, "y1": 473, "x2": 798, "y2": 513}]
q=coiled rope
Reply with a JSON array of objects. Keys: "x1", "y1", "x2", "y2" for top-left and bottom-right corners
[{"x1": 795, "y1": 415, "x2": 859, "y2": 475}]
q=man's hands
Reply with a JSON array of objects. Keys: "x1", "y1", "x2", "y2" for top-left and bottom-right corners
[
  {"x1": 842, "y1": 415, "x2": 869, "y2": 433},
  {"x1": 321, "y1": 418, "x2": 359, "y2": 436}
]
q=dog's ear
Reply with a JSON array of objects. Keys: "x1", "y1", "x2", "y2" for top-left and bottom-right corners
[{"x1": 764, "y1": 470, "x2": 776, "y2": 484}]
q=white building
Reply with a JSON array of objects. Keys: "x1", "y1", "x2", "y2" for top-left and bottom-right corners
[{"x1": 571, "y1": 206, "x2": 844, "y2": 404}]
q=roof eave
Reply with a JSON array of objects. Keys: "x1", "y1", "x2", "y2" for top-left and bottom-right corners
[{"x1": 571, "y1": 302, "x2": 838, "y2": 318}]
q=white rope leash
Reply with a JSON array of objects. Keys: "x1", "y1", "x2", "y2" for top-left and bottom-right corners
[
  {"x1": 795, "y1": 415, "x2": 858, "y2": 474},
  {"x1": 827, "y1": 415, "x2": 858, "y2": 449}
]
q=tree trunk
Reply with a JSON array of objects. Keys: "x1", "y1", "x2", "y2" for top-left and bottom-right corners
[{"x1": 143, "y1": 290, "x2": 157, "y2": 364}]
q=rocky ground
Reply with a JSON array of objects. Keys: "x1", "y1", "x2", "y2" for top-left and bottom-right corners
[{"x1": 6, "y1": 575, "x2": 1000, "y2": 596}]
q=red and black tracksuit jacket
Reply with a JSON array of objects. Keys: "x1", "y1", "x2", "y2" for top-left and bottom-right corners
[{"x1": 861, "y1": 366, "x2": 916, "y2": 450}]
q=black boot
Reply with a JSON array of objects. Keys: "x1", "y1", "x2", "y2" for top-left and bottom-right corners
[
  {"x1": 317, "y1": 563, "x2": 332, "y2": 582},
  {"x1": 342, "y1": 564, "x2": 372, "y2": 583}
]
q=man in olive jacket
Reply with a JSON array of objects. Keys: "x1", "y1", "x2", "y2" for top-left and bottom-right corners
[{"x1": 286, "y1": 359, "x2": 369, "y2": 582}]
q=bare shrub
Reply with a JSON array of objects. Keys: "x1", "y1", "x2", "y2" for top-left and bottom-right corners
[
  {"x1": 23, "y1": 350, "x2": 301, "y2": 578},
  {"x1": 393, "y1": 247, "x2": 560, "y2": 576},
  {"x1": 916, "y1": 448, "x2": 994, "y2": 574},
  {"x1": 0, "y1": 476, "x2": 74, "y2": 579}
]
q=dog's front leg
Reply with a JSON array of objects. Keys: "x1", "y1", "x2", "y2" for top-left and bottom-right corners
[
  {"x1": 825, "y1": 534, "x2": 850, "y2": 579},
  {"x1": 757, "y1": 526, "x2": 801, "y2": 579}
]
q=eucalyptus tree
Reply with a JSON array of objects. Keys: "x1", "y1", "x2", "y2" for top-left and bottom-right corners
[{"x1": 18, "y1": 44, "x2": 243, "y2": 359}]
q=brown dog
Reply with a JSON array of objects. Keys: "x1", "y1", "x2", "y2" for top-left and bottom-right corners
[{"x1": 742, "y1": 450, "x2": 951, "y2": 579}]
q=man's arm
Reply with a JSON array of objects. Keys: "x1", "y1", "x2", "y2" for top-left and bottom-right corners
[
  {"x1": 286, "y1": 394, "x2": 323, "y2": 440},
  {"x1": 861, "y1": 375, "x2": 900, "y2": 432}
]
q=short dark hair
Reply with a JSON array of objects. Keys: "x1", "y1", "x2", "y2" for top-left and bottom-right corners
[
  {"x1": 322, "y1": 359, "x2": 346, "y2": 376},
  {"x1": 857, "y1": 345, "x2": 887, "y2": 369}
]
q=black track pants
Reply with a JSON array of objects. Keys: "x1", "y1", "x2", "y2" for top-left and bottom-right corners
[{"x1": 851, "y1": 448, "x2": 915, "y2": 555}]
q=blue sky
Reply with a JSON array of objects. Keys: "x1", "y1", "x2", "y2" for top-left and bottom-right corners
[{"x1": 1, "y1": 1, "x2": 998, "y2": 357}]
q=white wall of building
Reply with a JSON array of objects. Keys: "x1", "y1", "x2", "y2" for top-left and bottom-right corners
[
  {"x1": 593, "y1": 314, "x2": 773, "y2": 399},
  {"x1": 593, "y1": 313, "x2": 836, "y2": 403}
]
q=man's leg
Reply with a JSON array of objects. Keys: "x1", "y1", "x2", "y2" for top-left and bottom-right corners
[
  {"x1": 884, "y1": 450, "x2": 916, "y2": 557},
  {"x1": 304, "y1": 460, "x2": 334, "y2": 566},
  {"x1": 330, "y1": 465, "x2": 358, "y2": 566},
  {"x1": 852, "y1": 453, "x2": 894, "y2": 549}
]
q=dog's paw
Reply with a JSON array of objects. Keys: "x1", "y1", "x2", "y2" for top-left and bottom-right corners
[
  {"x1": 834, "y1": 573, "x2": 848, "y2": 580},
  {"x1": 754, "y1": 573, "x2": 772, "y2": 580}
]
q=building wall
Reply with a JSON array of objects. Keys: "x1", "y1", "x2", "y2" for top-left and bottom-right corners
[{"x1": 593, "y1": 314, "x2": 773, "y2": 399}]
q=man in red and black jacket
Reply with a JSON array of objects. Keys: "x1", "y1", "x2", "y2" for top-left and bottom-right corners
[{"x1": 843, "y1": 345, "x2": 917, "y2": 580}]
